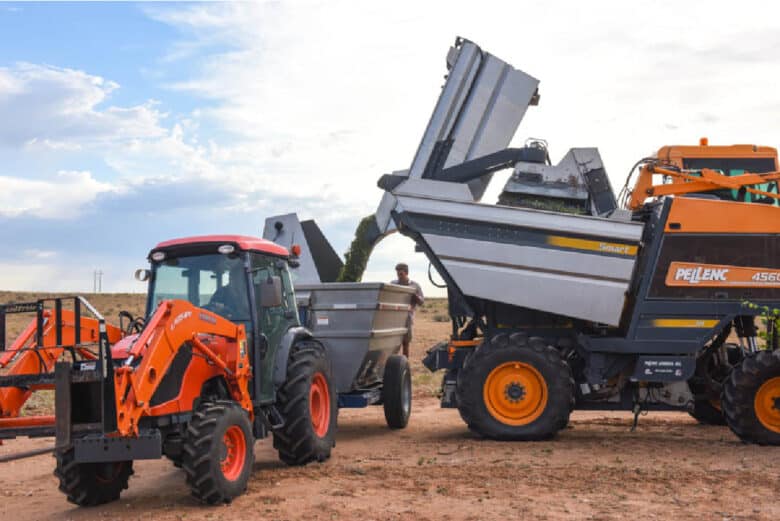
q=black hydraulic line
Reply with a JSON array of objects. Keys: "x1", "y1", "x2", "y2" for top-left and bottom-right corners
[{"x1": 0, "y1": 446, "x2": 53, "y2": 463}]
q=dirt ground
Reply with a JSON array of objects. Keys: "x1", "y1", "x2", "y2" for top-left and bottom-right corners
[{"x1": 1, "y1": 295, "x2": 779, "y2": 520}]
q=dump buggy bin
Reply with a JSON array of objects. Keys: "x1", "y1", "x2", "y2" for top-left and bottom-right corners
[{"x1": 296, "y1": 282, "x2": 415, "y2": 428}]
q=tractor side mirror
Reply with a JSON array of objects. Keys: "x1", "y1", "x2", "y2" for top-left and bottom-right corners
[
  {"x1": 260, "y1": 276, "x2": 283, "y2": 308},
  {"x1": 134, "y1": 269, "x2": 151, "y2": 282}
]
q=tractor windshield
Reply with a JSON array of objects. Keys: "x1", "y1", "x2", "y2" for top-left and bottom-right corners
[
  {"x1": 149, "y1": 253, "x2": 250, "y2": 323},
  {"x1": 682, "y1": 157, "x2": 778, "y2": 205}
]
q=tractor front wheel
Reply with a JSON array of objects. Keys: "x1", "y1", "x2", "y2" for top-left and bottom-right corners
[
  {"x1": 722, "y1": 349, "x2": 780, "y2": 445},
  {"x1": 273, "y1": 340, "x2": 337, "y2": 465},
  {"x1": 181, "y1": 400, "x2": 255, "y2": 504},
  {"x1": 456, "y1": 333, "x2": 574, "y2": 441},
  {"x1": 54, "y1": 449, "x2": 133, "y2": 506}
]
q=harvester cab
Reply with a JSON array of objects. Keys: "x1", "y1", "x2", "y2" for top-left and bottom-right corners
[
  {"x1": 0, "y1": 235, "x2": 338, "y2": 506},
  {"x1": 623, "y1": 139, "x2": 780, "y2": 209}
]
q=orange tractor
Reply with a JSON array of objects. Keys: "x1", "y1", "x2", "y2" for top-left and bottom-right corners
[{"x1": 0, "y1": 235, "x2": 338, "y2": 505}]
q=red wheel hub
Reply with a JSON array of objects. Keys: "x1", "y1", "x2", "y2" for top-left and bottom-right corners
[
  {"x1": 220, "y1": 425, "x2": 246, "y2": 481},
  {"x1": 310, "y1": 372, "x2": 331, "y2": 438}
]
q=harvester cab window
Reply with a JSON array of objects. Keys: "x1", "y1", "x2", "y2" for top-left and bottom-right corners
[{"x1": 682, "y1": 157, "x2": 778, "y2": 205}]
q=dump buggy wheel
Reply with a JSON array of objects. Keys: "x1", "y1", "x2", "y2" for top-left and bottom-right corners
[
  {"x1": 456, "y1": 333, "x2": 573, "y2": 441},
  {"x1": 54, "y1": 449, "x2": 133, "y2": 506},
  {"x1": 722, "y1": 350, "x2": 780, "y2": 445},
  {"x1": 273, "y1": 340, "x2": 337, "y2": 465},
  {"x1": 382, "y1": 354, "x2": 412, "y2": 429},
  {"x1": 181, "y1": 400, "x2": 254, "y2": 504}
]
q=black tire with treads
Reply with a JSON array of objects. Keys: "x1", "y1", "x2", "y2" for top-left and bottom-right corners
[
  {"x1": 181, "y1": 400, "x2": 254, "y2": 504},
  {"x1": 455, "y1": 333, "x2": 574, "y2": 441},
  {"x1": 382, "y1": 354, "x2": 412, "y2": 429},
  {"x1": 54, "y1": 449, "x2": 133, "y2": 506},
  {"x1": 273, "y1": 340, "x2": 337, "y2": 465},
  {"x1": 722, "y1": 349, "x2": 780, "y2": 445},
  {"x1": 688, "y1": 342, "x2": 742, "y2": 426}
]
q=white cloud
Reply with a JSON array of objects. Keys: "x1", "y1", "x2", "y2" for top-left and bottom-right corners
[
  {"x1": 0, "y1": 170, "x2": 115, "y2": 218},
  {"x1": 0, "y1": 63, "x2": 166, "y2": 149},
  {"x1": 23, "y1": 249, "x2": 57, "y2": 260},
  {"x1": 142, "y1": 0, "x2": 780, "y2": 296},
  {"x1": 3, "y1": 1, "x2": 780, "y2": 296}
]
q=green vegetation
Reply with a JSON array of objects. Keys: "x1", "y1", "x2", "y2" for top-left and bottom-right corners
[
  {"x1": 336, "y1": 215, "x2": 377, "y2": 282},
  {"x1": 743, "y1": 301, "x2": 780, "y2": 349}
]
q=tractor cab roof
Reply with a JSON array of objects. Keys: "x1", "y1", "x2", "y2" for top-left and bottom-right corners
[{"x1": 151, "y1": 234, "x2": 289, "y2": 259}]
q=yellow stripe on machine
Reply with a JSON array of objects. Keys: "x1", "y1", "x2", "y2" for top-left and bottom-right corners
[
  {"x1": 652, "y1": 319, "x2": 719, "y2": 328},
  {"x1": 547, "y1": 236, "x2": 638, "y2": 256}
]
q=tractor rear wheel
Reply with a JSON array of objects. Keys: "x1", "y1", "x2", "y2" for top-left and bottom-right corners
[
  {"x1": 382, "y1": 354, "x2": 412, "y2": 429},
  {"x1": 181, "y1": 400, "x2": 254, "y2": 504},
  {"x1": 54, "y1": 449, "x2": 133, "y2": 506},
  {"x1": 456, "y1": 333, "x2": 573, "y2": 441},
  {"x1": 722, "y1": 349, "x2": 780, "y2": 445},
  {"x1": 273, "y1": 340, "x2": 337, "y2": 465}
]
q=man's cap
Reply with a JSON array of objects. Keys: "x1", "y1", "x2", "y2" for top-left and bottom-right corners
[{"x1": 395, "y1": 263, "x2": 409, "y2": 272}]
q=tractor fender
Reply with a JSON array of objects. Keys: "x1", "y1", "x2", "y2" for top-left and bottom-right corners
[{"x1": 273, "y1": 326, "x2": 314, "y2": 387}]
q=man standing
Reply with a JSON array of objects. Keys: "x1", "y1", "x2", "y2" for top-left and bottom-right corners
[{"x1": 391, "y1": 262, "x2": 424, "y2": 358}]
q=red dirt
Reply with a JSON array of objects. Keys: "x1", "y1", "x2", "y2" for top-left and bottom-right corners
[{"x1": 0, "y1": 297, "x2": 779, "y2": 520}]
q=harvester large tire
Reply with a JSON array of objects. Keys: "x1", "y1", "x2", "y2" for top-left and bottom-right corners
[
  {"x1": 688, "y1": 342, "x2": 742, "y2": 426},
  {"x1": 273, "y1": 340, "x2": 337, "y2": 465},
  {"x1": 722, "y1": 349, "x2": 780, "y2": 445},
  {"x1": 181, "y1": 400, "x2": 254, "y2": 504},
  {"x1": 382, "y1": 354, "x2": 412, "y2": 429},
  {"x1": 689, "y1": 399, "x2": 726, "y2": 426},
  {"x1": 456, "y1": 333, "x2": 574, "y2": 441},
  {"x1": 54, "y1": 449, "x2": 133, "y2": 506}
]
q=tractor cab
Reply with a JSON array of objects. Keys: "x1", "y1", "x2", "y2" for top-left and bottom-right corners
[{"x1": 140, "y1": 235, "x2": 300, "y2": 402}]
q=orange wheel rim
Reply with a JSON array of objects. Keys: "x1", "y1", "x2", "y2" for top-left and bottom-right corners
[
  {"x1": 483, "y1": 361, "x2": 548, "y2": 426},
  {"x1": 310, "y1": 372, "x2": 330, "y2": 438},
  {"x1": 220, "y1": 425, "x2": 246, "y2": 481},
  {"x1": 754, "y1": 376, "x2": 780, "y2": 434}
]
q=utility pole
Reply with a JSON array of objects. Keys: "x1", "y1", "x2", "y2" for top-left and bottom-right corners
[{"x1": 93, "y1": 269, "x2": 104, "y2": 293}]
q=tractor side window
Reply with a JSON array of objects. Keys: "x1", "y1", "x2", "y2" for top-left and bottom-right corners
[{"x1": 251, "y1": 253, "x2": 288, "y2": 355}]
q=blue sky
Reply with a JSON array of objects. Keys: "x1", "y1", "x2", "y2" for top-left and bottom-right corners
[{"x1": 1, "y1": 1, "x2": 779, "y2": 294}]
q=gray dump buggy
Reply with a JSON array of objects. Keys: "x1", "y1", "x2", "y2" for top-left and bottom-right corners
[{"x1": 263, "y1": 215, "x2": 416, "y2": 429}]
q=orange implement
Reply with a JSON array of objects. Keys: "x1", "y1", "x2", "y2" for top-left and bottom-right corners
[{"x1": 0, "y1": 308, "x2": 123, "y2": 420}]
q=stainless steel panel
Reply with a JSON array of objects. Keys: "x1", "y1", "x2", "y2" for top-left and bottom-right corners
[
  {"x1": 395, "y1": 195, "x2": 644, "y2": 243},
  {"x1": 296, "y1": 282, "x2": 415, "y2": 392},
  {"x1": 443, "y1": 258, "x2": 629, "y2": 326}
]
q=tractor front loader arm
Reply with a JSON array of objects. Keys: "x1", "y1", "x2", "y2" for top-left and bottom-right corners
[{"x1": 113, "y1": 300, "x2": 251, "y2": 436}]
